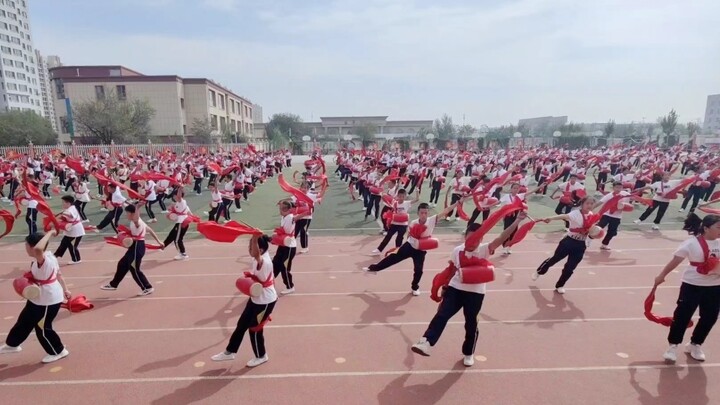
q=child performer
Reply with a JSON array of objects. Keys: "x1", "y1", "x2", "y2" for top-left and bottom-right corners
[
  {"x1": 370, "y1": 189, "x2": 420, "y2": 256},
  {"x1": 0, "y1": 230, "x2": 71, "y2": 363},
  {"x1": 212, "y1": 234, "x2": 277, "y2": 367},
  {"x1": 595, "y1": 182, "x2": 630, "y2": 250},
  {"x1": 164, "y1": 190, "x2": 191, "y2": 260},
  {"x1": 273, "y1": 201, "x2": 299, "y2": 295},
  {"x1": 53, "y1": 195, "x2": 85, "y2": 265},
  {"x1": 654, "y1": 213, "x2": 720, "y2": 363},
  {"x1": 411, "y1": 214, "x2": 526, "y2": 366}
]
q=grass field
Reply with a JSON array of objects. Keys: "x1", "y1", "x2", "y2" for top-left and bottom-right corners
[{"x1": 0, "y1": 161, "x2": 697, "y2": 242}]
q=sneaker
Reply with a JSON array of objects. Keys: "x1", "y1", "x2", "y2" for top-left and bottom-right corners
[
  {"x1": 211, "y1": 351, "x2": 236, "y2": 362},
  {"x1": 149, "y1": 218, "x2": 158, "y2": 224},
  {"x1": 381, "y1": 231, "x2": 387, "y2": 236},
  {"x1": 531, "y1": 272, "x2": 540, "y2": 281},
  {"x1": 633, "y1": 219, "x2": 642, "y2": 225},
  {"x1": 411, "y1": 338, "x2": 431, "y2": 356},
  {"x1": 370, "y1": 249, "x2": 381, "y2": 256},
  {"x1": 555, "y1": 287, "x2": 566, "y2": 294},
  {"x1": 280, "y1": 288, "x2": 295, "y2": 295},
  {"x1": 600, "y1": 244, "x2": 611, "y2": 251},
  {"x1": 68, "y1": 260, "x2": 82, "y2": 265},
  {"x1": 685, "y1": 343, "x2": 706, "y2": 361},
  {"x1": 663, "y1": 344, "x2": 678, "y2": 363},
  {"x1": 174, "y1": 254, "x2": 189, "y2": 260},
  {"x1": 246, "y1": 354, "x2": 269, "y2": 368},
  {"x1": 445, "y1": 217, "x2": 452, "y2": 222},
  {"x1": 203, "y1": 211, "x2": 209, "y2": 216},
  {"x1": 0, "y1": 344, "x2": 22, "y2": 354},
  {"x1": 463, "y1": 355, "x2": 475, "y2": 367},
  {"x1": 678, "y1": 209, "x2": 684, "y2": 212},
  {"x1": 503, "y1": 247, "x2": 512, "y2": 255},
  {"x1": 651, "y1": 224, "x2": 660, "y2": 230},
  {"x1": 100, "y1": 284, "x2": 117, "y2": 291},
  {"x1": 42, "y1": 348, "x2": 69, "y2": 364},
  {"x1": 161, "y1": 210, "x2": 168, "y2": 214},
  {"x1": 234, "y1": 208, "x2": 242, "y2": 213},
  {"x1": 137, "y1": 288, "x2": 155, "y2": 296},
  {"x1": 411, "y1": 289, "x2": 420, "y2": 296},
  {"x1": 298, "y1": 248, "x2": 309, "y2": 254},
  {"x1": 82, "y1": 219, "x2": 90, "y2": 223}
]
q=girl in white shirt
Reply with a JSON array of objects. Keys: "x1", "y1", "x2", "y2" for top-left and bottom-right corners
[
  {"x1": 654, "y1": 213, "x2": 720, "y2": 363},
  {"x1": 0, "y1": 230, "x2": 71, "y2": 363},
  {"x1": 273, "y1": 201, "x2": 298, "y2": 295},
  {"x1": 73, "y1": 180, "x2": 91, "y2": 222},
  {"x1": 212, "y1": 234, "x2": 277, "y2": 368},
  {"x1": 143, "y1": 179, "x2": 158, "y2": 223},
  {"x1": 53, "y1": 195, "x2": 85, "y2": 264},
  {"x1": 163, "y1": 190, "x2": 190, "y2": 260}
]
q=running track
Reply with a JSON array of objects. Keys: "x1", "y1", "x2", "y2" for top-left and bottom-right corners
[{"x1": 0, "y1": 229, "x2": 715, "y2": 404}]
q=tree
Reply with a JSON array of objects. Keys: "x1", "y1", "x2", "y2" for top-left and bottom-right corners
[
  {"x1": 433, "y1": 114, "x2": 456, "y2": 141},
  {"x1": 352, "y1": 124, "x2": 377, "y2": 146},
  {"x1": 73, "y1": 90, "x2": 155, "y2": 144},
  {"x1": 658, "y1": 109, "x2": 678, "y2": 146},
  {"x1": 687, "y1": 121, "x2": 702, "y2": 150},
  {"x1": 266, "y1": 113, "x2": 308, "y2": 153},
  {"x1": 189, "y1": 118, "x2": 213, "y2": 143},
  {"x1": 456, "y1": 124, "x2": 476, "y2": 138},
  {"x1": 0, "y1": 111, "x2": 57, "y2": 146},
  {"x1": 603, "y1": 120, "x2": 616, "y2": 138}
]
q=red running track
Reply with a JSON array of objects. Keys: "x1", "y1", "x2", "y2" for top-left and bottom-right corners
[{"x1": 0, "y1": 230, "x2": 716, "y2": 405}]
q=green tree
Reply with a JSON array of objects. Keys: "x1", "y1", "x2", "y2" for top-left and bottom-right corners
[
  {"x1": 456, "y1": 124, "x2": 476, "y2": 138},
  {"x1": 352, "y1": 124, "x2": 377, "y2": 146},
  {"x1": 190, "y1": 118, "x2": 213, "y2": 143},
  {"x1": 72, "y1": 91, "x2": 155, "y2": 144},
  {"x1": 658, "y1": 109, "x2": 678, "y2": 146},
  {"x1": 604, "y1": 120, "x2": 616, "y2": 138},
  {"x1": 0, "y1": 111, "x2": 57, "y2": 146},
  {"x1": 433, "y1": 114, "x2": 456, "y2": 141},
  {"x1": 266, "y1": 113, "x2": 308, "y2": 153}
]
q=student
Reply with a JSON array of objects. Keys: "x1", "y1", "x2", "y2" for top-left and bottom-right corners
[
  {"x1": 364, "y1": 201, "x2": 461, "y2": 296},
  {"x1": 273, "y1": 201, "x2": 298, "y2": 295},
  {"x1": 96, "y1": 183, "x2": 126, "y2": 233},
  {"x1": 595, "y1": 182, "x2": 630, "y2": 250},
  {"x1": 654, "y1": 213, "x2": 720, "y2": 363},
  {"x1": 101, "y1": 205, "x2": 163, "y2": 296},
  {"x1": 164, "y1": 190, "x2": 191, "y2": 260},
  {"x1": 53, "y1": 196, "x2": 85, "y2": 265},
  {"x1": 143, "y1": 179, "x2": 158, "y2": 223},
  {"x1": 411, "y1": 214, "x2": 526, "y2": 366},
  {"x1": 550, "y1": 174, "x2": 585, "y2": 229},
  {"x1": 532, "y1": 197, "x2": 597, "y2": 294},
  {"x1": 294, "y1": 182, "x2": 317, "y2": 254},
  {"x1": 212, "y1": 234, "x2": 277, "y2": 367},
  {"x1": 72, "y1": 179, "x2": 91, "y2": 223},
  {"x1": 0, "y1": 231, "x2": 71, "y2": 363},
  {"x1": 370, "y1": 189, "x2": 419, "y2": 255},
  {"x1": 634, "y1": 172, "x2": 677, "y2": 230}
]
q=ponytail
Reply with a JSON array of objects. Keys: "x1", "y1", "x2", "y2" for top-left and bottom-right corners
[
  {"x1": 257, "y1": 234, "x2": 271, "y2": 253},
  {"x1": 683, "y1": 213, "x2": 720, "y2": 236}
]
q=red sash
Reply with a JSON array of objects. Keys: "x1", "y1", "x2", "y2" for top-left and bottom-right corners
[
  {"x1": 689, "y1": 237, "x2": 720, "y2": 275},
  {"x1": 568, "y1": 211, "x2": 592, "y2": 234}
]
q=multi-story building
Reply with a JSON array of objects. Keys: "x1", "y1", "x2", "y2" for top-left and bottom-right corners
[
  {"x1": 704, "y1": 94, "x2": 720, "y2": 135},
  {"x1": 45, "y1": 54, "x2": 61, "y2": 69},
  {"x1": 35, "y1": 49, "x2": 56, "y2": 131},
  {"x1": 49, "y1": 65, "x2": 255, "y2": 143},
  {"x1": 0, "y1": 0, "x2": 42, "y2": 115},
  {"x1": 305, "y1": 116, "x2": 433, "y2": 139}
]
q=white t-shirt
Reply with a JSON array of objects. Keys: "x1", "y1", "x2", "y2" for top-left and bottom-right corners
[
  {"x1": 30, "y1": 252, "x2": 64, "y2": 306},
  {"x1": 449, "y1": 243, "x2": 491, "y2": 294},
  {"x1": 599, "y1": 191, "x2": 630, "y2": 219},
  {"x1": 251, "y1": 251, "x2": 278, "y2": 305},
  {"x1": 567, "y1": 210, "x2": 590, "y2": 236},
  {"x1": 24, "y1": 190, "x2": 38, "y2": 209},
  {"x1": 407, "y1": 215, "x2": 438, "y2": 249},
  {"x1": 110, "y1": 188, "x2": 127, "y2": 206},
  {"x1": 558, "y1": 181, "x2": 584, "y2": 194},
  {"x1": 391, "y1": 201, "x2": 412, "y2": 226},
  {"x1": 649, "y1": 180, "x2": 678, "y2": 203},
  {"x1": 500, "y1": 193, "x2": 525, "y2": 206},
  {"x1": 130, "y1": 219, "x2": 147, "y2": 239},
  {"x1": 62, "y1": 205, "x2": 85, "y2": 238},
  {"x1": 280, "y1": 214, "x2": 297, "y2": 248},
  {"x1": 172, "y1": 200, "x2": 189, "y2": 224},
  {"x1": 674, "y1": 237, "x2": 720, "y2": 286},
  {"x1": 75, "y1": 182, "x2": 90, "y2": 202},
  {"x1": 145, "y1": 180, "x2": 157, "y2": 201}
]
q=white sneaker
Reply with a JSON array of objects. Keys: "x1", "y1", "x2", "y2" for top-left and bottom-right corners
[
  {"x1": 149, "y1": 218, "x2": 158, "y2": 224},
  {"x1": 211, "y1": 351, "x2": 235, "y2": 361},
  {"x1": 411, "y1": 289, "x2": 420, "y2": 296},
  {"x1": 100, "y1": 284, "x2": 117, "y2": 291},
  {"x1": 678, "y1": 209, "x2": 684, "y2": 212},
  {"x1": 685, "y1": 343, "x2": 706, "y2": 361},
  {"x1": 633, "y1": 219, "x2": 642, "y2": 225},
  {"x1": 82, "y1": 219, "x2": 90, "y2": 223},
  {"x1": 370, "y1": 249, "x2": 381, "y2": 256},
  {"x1": 161, "y1": 210, "x2": 168, "y2": 214},
  {"x1": 651, "y1": 224, "x2": 660, "y2": 230},
  {"x1": 234, "y1": 208, "x2": 242, "y2": 213},
  {"x1": 137, "y1": 288, "x2": 155, "y2": 296},
  {"x1": 463, "y1": 355, "x2": 475, "y2": 367},
  {"x1": 600, "y1": 244, "x2": 611, "y2": 250},
  {"x1": 68, "y1": 260, "x2": 82, "y2": 265},
  {"x1": 445, "y1": 217, "x2": 452, "y2": 222},
  {"x1": 174, "y1": 254, "x2": 188, "y2": 260},
  {"x1": 381, "y1": 231, "x2": 387, "y2": 236},
  {"x1": 0, "y1": 344, "x2": 22, "y2": 354},
  {"x1": 411, "y1": 338, "x2": 431, "y2": 356},
  {"x1": 555, "y1": 287, "x2": 566, "y2": 294},
  {"x1": 503, "y1": 247, "x2": 512, "y2": 255},
  {"x1": 663, "y1": 344, "x2": 678, "y2": 363},
  {"x1": 246, "y1": 354, "x2": 269, "y2": 368},
  {"x1": 280, "y1": 287, "x2": 295, "y2": 295},
  {"x1": 531, "y1": 272, "x2": 540, "y2": 281},
  {"x1": 298, "y1": 248, "x2": 309, "y2": 254},
  {"x1": 42, "y1": 348, "x2": 69, "y2": 363}
]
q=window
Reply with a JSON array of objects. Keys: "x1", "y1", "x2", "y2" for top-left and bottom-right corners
[
  {"x1": 208, "y1": 90, "x2": 216, "y2": 107},
  {"x1": 18, "y1": 84, "x2": 26, "y2": 92},
  {"x1": 11, "y1": 48, "x2": 21, "y2": 56},
  {"x1": 6, "y1": 71, "x2": 14, "y2": 78},
  {"x1": 180, "y1": 98, "x2": 184, "y2": 109},
  {"x1": 7, "y1": 82, "x2": 18, "y2": 90},
  {"x1": 220, "y1": 116, "x2": 226, "y2": 130},
  {"x1": 116, "y1": 85, "x2": 126, "y2": 100},
  {"x1": 95, "y1": 85, "x2": 105, "y2": 100},
  {"x1": 2, "y1": 58, "x2": 12, "y2": 66},
  {"x1": 1, "y1": 46, "x2": 10, "y2": 54},
  {"x1": 59, "y1": 116, "x2": 69, "y2": 133},
  {"x1": 210, "y1": 114, "x2": 218, "y2": 129},
  {"x1": 231, "y1": 100, "x2": 235, "y2": 114},
  {"x1": 11, "y1": 37, "x2": 20, "y2": 44},
  {"x1": 219, "y1": 95, "x2": 225, "y2": 110},
  {"x1": 231, "y1": 119, "x2": 236, "y2": 129},
  {"x1": 16, "y1": 72, "x2": 24, "y2": 80},
  {"x1": 55, "y1": 80, "x2": 65, "y2": 99},
  {"x1": 182, "y1": 124, "x2": 187, "y2": 135},
  {"x1": 14, "y1": 61, "x2": 22, "y2": 69}
]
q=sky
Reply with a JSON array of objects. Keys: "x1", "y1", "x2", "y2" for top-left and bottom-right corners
[{"x1": 28, "y1": 0, "x2": 720, "y2": 127}]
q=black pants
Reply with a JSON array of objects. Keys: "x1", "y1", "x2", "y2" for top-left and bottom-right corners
[
  {"x1": 448, "y1": 193, "x2": 462, "y2": 218},
  {"x1": 164, "y1": 223, "x2": 188, "y2": 254},
  {"x1": 6, "y1": 301, "x2": 64, "y2": 355},
  {"x1": 379, "y1": 206, "x2": 392, "y2": 231},
  {"x1": 554, "y1": 202, "x2": 572, "y2": 229},
  {"x1": 429, "y1": 180, "x2": 442, "y2": 204},
  {"x1": 597, "y1": 172, "x2": 608, "y2": 191},
  {"x1": 423, "y1": 286, "x2": 484, "y2": 355},
  {"x1": 42, "y1": 183, "x2": 50, "y2": 197},
  {"x1": 668, "y1": 283, "x2": 720, "y2": 345},
  {"x1": 25, "y1": 207, "x2": 37, "y2": 236},
  {"x1": 597, "y1": 216, "x2": 620, "y2": 246},
  {"x1": 74, "y1": 200, "x2": 88, "y2": 221},
  {"x1": 157, "y1": 192, "x2": 167, "y2": 211},
  {"x1": 468, "y1": 208, "x2": 490, "y2": 227},
  {"x1": 273, "y1": 246, "x2": 296, "y2": 289},
  {"x1": 502, "y1": 213, "x2": 519, "y2": 247},
  {"x1": 369, "y1": 242, "x2": 427, "y2": 291},
  {"x1": 294, "y1": 218, "x2": 311, "y2": 249},
  {"x1": 365, "y1": 194, "x2": 381, "y2": 219},
  {"x1": 110, "y1": 241, "x2": 152, "y2": 290},
  {"x1": 639, "y1": 200, "x2": 669, "y2": 224},
  {"x1": 704, "y1": 182, "x2": 717, "y2": 201},
  {"x1": 537, "y1": 237, "x2": 586, "y2": 288},
  {"x1": 377, "y1": 224, "x2": 407, "y2": 252},
  {"x1": 681, "y1": 185, "x2": 703, "y2": 211},
  {"x1": 145, "y1": 199, "x2": 157, "y2": 219},
  {"x1": 193, "y1": 177, "x2": 203, "y2": 194},
  {"x1": 233, "y1": 187, "x2": 243, "y2": 209},
  {"x1": 54, "y1": 236, "x2": 82, "y2": 262},
  {"x1": 98, "y1": 206, "x2": 122, "y2": 233},
  {"x1": 227, "y1": 300, "x2": 276, "y2": 357}
]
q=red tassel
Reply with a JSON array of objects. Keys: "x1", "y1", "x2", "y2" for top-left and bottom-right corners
[
  {"x1": 430, "y1": 262, "x2": 456, "y2": 303},
  {"x1": 0, "y1": 209, "x2": 15, "y2": 239}
]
